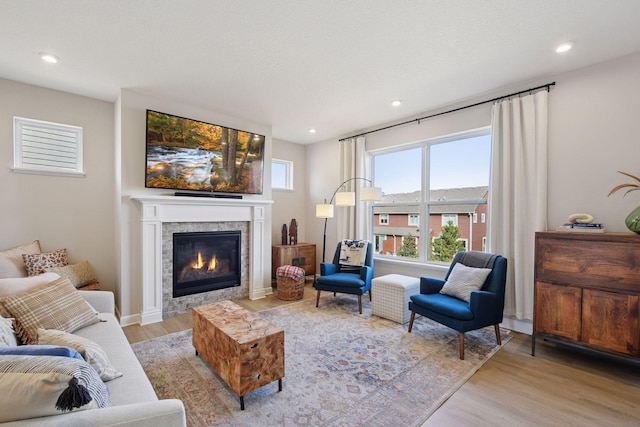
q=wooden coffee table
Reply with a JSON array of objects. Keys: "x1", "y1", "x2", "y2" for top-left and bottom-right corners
[{"x1": 192, "y1": 300, "x2": 285, "y2": 410}]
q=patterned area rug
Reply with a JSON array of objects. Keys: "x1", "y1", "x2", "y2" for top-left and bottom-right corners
[{"x1": 132, "y1": 296, "x2": 511, "y2": 427}]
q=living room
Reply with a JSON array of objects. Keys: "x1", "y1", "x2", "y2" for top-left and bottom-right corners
[{"x1": 1, "y1": 2, "x2": 640, "y2": 425}]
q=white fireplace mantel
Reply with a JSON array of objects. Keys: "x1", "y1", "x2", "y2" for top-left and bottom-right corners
[{"x1": 131, "y1": 195, "x2": 273, "y2": 325}]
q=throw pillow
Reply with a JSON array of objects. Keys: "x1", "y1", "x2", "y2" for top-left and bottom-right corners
[
  {"x1": 22, "y1": 248, "x2": 68, "y2": 276},
  {"x1": 0, "y1": 355, "x2": 110, "y2": 423},
  {"x1": 0, "y1": 240, "x2": 41, "y2": 278},
  {"x1": 0, "y1": 277, "x2": 99, "y2": 344},
  {"x1": 440, "y1": 262, "x2": 492, "y2": 303},
  {"x1": 0, "y1": 316, "x2": 17, "y2": 347},
  {"x1": 0, "y1": 273, "x2": 61, "y2": 317},
  {"x1": 38, "y1": 328, "x2": 123, "y2": 381},
  {"x1": 0, "y1": 344, "x2": 83, "y2": 360},
  {"x1": 45, "y1": 261, "x2": 98, "y2": 288}
]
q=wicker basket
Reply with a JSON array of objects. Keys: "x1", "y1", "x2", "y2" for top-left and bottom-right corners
[{"x1": 276, "y1": 275, "x2": 305, "y2": 301}]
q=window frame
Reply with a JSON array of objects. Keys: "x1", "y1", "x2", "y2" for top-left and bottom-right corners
[
  {"x1": 271, "y1": 158, "x2": 294, "y2": 191},
  {"x1": 370, "y1": 127, "x2": 491, "y2": 264},
  {"x1": 408, "y1": 214, "x2": 419, "y2": 226},
  {"x1": 13, "y1": 116, "x2": 84, "y2": 177}
]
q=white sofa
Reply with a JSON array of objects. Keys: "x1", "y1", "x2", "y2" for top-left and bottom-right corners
[{"x1": 1, "y1": 291, "x2": 186, "y2": 427}]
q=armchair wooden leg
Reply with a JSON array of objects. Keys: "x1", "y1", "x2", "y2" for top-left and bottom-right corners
[
  {"x1": 315, "y1": 290, "x2": 321, "y2": 308},
  {"x1": 494, "y1": 324, "x2": 502, "y2": 345},
  {"x1": 408, "y1": 311, "x2": 415, "y2": 333},
  {"x1": 358, "y1": 295, "x2": 362, "y2": 314},
  {"x1": 459, "y1": 332, "x2": 465, "y2": 360},
  {"x1": 369, "y1": 289, "x2": 372, "y2": 302}
]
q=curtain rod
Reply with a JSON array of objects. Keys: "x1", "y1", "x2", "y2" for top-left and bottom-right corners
[{"x1": 338, "y1": 82, "x2": 556, "y2": 141}]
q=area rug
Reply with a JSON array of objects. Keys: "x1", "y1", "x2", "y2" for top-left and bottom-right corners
[{"x1": 132, "y1": 296, "x2": 511, "y2": 427}]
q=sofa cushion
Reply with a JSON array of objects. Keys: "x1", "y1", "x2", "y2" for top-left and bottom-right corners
[
  {"x1": 439, "y1": 262, "x2": 492, "y2": 302},
  {"x1": 0, "y1": 316, "x2": 17, "y2": 347},
  {"x1": 45, "y1": 260, "x2": 98, "y2": 288},
  {"x1": 0, "y1": 240, "x2": 41, "y2": 278},
  {"x1": 0, "y1": 344, "x2": 83, "y2": 360},
  {"x1": 38, "y1": 328, "x2": 123, "y2": 381},
  {"x1": 23, "y1": 248, "x2": 68, "y2": 276},
  {"x1": 74, "y1": 312, "x2": 160, "y2": 406},
  {"x1": 0, "y1": 354, "x2": 110, "y2": 423},
  {"x1": 0, "y1": 277, "x2": 99, "y2": 344}
]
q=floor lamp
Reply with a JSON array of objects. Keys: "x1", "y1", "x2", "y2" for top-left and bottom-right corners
[{"x1": 315, "y1": 177, "x2": 382, "y2": 263}]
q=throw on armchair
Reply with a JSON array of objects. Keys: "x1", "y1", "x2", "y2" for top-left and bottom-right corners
[
  {"x1": 408, "y1": 251, "x2": 507, "y2": 359},
  {"x1": 315, "y1": 240, "x2": 373, "y2": 314}
]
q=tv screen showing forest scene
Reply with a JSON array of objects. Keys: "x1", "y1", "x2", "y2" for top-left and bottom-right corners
[{"x1": 145, "y1": 110, "x2": 265, "y2": 194}]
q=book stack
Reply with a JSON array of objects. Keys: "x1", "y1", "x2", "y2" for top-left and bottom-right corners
[{"x1": 556, "y1": 223, "x2": 605, "y2": 233}]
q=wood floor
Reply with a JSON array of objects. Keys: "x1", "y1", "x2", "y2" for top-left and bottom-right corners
[{"x1": 123, "y1": 282, "x2": 640, "y2": 426}]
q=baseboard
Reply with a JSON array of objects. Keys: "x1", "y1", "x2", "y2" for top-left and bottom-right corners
[
  {"x1": 119, "y1": 313, "x2": 142, "y2": 327},
  {"x1": 501, "y1": 316, "x2": 532, "y2": 335}
]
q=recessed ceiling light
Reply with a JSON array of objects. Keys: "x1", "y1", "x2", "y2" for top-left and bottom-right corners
[
  {"x1": 391, "y1": 100, "x2": 402, "y2": 107},
  {"x1": 309, "y1": 128, "x2": 317, "y2": 134},
  {"x1": 555, "y1": 43, "x2": 573, "y2": 54},
  {"x1": 39, "y1": 52, "x2": 59, "y2": 63}
]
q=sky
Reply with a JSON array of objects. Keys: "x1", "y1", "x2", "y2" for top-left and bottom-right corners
[{"x1": 373, "y1": 134, "x2": 491, "y2": 194}]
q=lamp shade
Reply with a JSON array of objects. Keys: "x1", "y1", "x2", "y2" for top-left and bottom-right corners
[
  {"x1": 360, "y1": 186, "x2": 382, "y2": 201},
  {"x1": 316, "y1": 203, "x2": 334, "y2": 218},
  {"x1": 335, "y1": 191, "x2": 356, "y2": 206}
]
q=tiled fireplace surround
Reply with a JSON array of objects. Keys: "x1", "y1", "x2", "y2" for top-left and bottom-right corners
[{"x1": 132, "y1": 196, "x2": 273, "y2": 325}]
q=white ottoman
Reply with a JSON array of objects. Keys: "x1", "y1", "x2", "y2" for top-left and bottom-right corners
[{"x1": 371, "y1": 274, "x2": 420, "y2": 324}]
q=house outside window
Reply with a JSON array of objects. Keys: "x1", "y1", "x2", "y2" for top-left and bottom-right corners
[{"x1": 371, "y1": 129, "x2": 491, "y2": 263}]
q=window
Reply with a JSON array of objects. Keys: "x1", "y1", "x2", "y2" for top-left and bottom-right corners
[
  {"x1": 441, "y1": 214, "x2": 458, "y2": 227},
  {"x1": 372, "y1": 129, "x2": 491, "y2": 263},
  {"x1": 13, "y1": 117, "x2": 84, "y2": 176},
  {"x1": 379, "y1": 214, "x2": 389, "y2": 225},
  {"x1": 271, "y1": 159, "x2": 293, "y2": 190}
]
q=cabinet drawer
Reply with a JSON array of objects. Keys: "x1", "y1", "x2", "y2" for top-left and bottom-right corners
[{"x1": 536, "y1": 234, "x2": 640, "y2": 293}]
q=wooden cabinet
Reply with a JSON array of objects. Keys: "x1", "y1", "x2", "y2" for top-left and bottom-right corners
[
  {"x1": 272, "y1": 243, "x2": 316, "y2": 279},
  {"x1": 533, "y1": 231, "x2": 640, "y2": 359}
]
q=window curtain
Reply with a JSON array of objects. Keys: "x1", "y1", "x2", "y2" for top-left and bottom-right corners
[
  {"x1": 488, "y1": 90, "x2": 548, "y2": 321},
  {"x1": 338, "y1": 136, "x2": 371, "y2": 241}
]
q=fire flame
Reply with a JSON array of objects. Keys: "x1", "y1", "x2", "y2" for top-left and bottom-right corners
[{"x1": 192, "y1": 252, "x2": 217, "y2": 271}]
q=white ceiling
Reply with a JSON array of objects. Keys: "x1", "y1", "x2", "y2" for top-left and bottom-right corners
[{"x1": 2, "y1": 1, "x2": 640, "y2": 144}]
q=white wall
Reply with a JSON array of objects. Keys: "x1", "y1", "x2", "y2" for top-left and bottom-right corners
[
  {"x1": 271, "y1": 139, "x2": 307, "y2": 246},
  {"x1": 0, "y1": 78, "x2": 117, "y2": 291},
  {"x1": 116, "y1": 89, "x2": 273, "y2": 324}
]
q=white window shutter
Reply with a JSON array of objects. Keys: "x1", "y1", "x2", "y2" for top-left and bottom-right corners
[{"x1": 13, "y1": 117, "x2": 84, "y2": 176}]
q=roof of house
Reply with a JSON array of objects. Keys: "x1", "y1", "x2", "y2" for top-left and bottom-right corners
[{"x1": 373, "y1": 186, "x2": 488, "y2": 214}]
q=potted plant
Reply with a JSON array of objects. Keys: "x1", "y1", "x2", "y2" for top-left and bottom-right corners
[{"x1": 608, "y1": 171, "x2": 640, "y2": 233}]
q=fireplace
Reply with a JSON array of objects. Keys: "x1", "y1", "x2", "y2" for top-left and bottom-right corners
[
  {"x1": 132, "y1": 195, "x2": 273, "y2": 325},
  {"x1": 172, "y1": 231, "x2": 241, "y2": 297}
]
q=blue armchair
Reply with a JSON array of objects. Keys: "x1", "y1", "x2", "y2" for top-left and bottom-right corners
[
  {"x1": 314, "y1": 241, "x2": 374, "y2": 314},
  {"x1": 408, "y1": 251, "x2": 507, "y2": 359}
]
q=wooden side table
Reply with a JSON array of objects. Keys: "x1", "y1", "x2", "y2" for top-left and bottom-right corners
[
  {"x1": 272, "y1": 243, "x2": 316, "y2": 279},
  {"x1": 192, "y1": 301, "x2": 285, "y2": 410}
]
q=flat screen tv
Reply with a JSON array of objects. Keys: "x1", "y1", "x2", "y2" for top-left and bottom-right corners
[{"x1": 145, "y1": 110, "x2": 265, "y2": 195}]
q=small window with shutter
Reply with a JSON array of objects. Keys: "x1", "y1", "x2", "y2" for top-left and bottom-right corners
[{"x1": 13, "y1": 117, "x2": 84, "y2": 177}]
